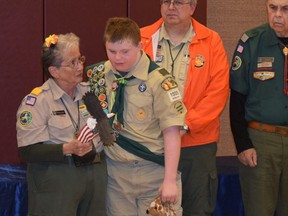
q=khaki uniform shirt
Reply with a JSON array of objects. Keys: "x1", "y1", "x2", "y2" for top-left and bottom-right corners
[
  {"x1": 86, "y1": 53, "x2": 186, "y2": 162},
  {"x1": 16, "y1": 78, "x2": 102, "y2": 152}
]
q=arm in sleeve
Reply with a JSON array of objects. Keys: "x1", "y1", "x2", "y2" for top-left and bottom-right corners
[
  {"x1": 185, "y1": 34, "x2": 229, "y2": 131},
  {"x1": 18, "y1": 143, "x2": 64, "y2": 163},
  {"x1": 229, "y1": 89, "x2": 254, "y2": 153}
]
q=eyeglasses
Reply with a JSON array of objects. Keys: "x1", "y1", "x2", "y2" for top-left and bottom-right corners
[
  {"x1": 59, "y1": 56, "x2": 86, "y2": 69},
  {"x1": 160, "y1": 0, "x2": 191, "y2": 8}
]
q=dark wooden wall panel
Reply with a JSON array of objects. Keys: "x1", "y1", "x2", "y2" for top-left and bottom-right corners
[
  {"x1": 129, "y1": 0, "x2": 207, "y2": 28},
  {"x1": 45, "y1": 0, "x2": 127, "y2": 65},
  {"x1": 0, "y1": 1, "x2": 43, "y2": 164}
]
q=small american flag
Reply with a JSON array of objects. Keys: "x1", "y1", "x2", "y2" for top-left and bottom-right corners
[
  {"x1": 77, "y1": 123, "x2": 96, "y2": 143},
  {"x1": 237, "y1": 45, "x2": 244, "y2": 53}
]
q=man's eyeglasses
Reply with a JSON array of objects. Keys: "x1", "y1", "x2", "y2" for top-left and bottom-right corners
[
  {"x1": 160, "y1": 0, "x2": 191, "y2": 8},
  {"x1": 59, "y1": 56, "x2": 86, "y2": 69}
]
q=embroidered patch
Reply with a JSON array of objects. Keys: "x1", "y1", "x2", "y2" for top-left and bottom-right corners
[
  {"x1": 136, "y1": 108, "x2": 146, "y2": 121},
  {"x1": 253, "y1": 71, "x2": 275, "y2": 81},
  {"x1": 97, "y1": 64, "x2": 104, "y2": 71},
  {"x1": 174, "y1": 101, "x2": 185, "y2": 114},
  {"x1": 19, "y1": 111, "x2": 32, "y2": 126},
  {"x1": 87, "y1": 69, "x2": 93, "y2": 78},
  {"x1": 194, "y1": 55, "x2": 205, "y2": 68},
  {"x1": 161, "y1": 77, "x2": 178, "y2": 91},
  {"x1": 155, "y1": 55, "x2": 164, "y2": 63},
  {"x1": 167, "y1": 88, "x2": 182, "y2": 102},
  {"x1": 237, "y1": 45, "x2": 244, "y2": 53},
  {"x1": 31, "y1": 87, "x2": 42, "y2": 96},
  {"x1": 25, "y1": 96, "x2": 37, "y2": 106},
  {"x1": 241, "y1": 33, "x2": 249, "y2": 43},
  {"x1": 138, "y1": 82, "x2": 147, "y2": 92},
  {"x1": 232, "y1": 56, "x2": 242, "y2": 71}
]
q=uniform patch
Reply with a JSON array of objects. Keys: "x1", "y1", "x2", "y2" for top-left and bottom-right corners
[
  {"x1": 31, "y1": 87, "x2": 42, "y2": 96},
  {"x1": 161, "y1": 77, "x2": 178, "y2": 91},
  {"x1": 138, "y1": 82, "x2": 147, "y2": 92},
  {"x1": 155, "y1": 55, "x2": 164, "y2": 63},
  {"x1": 19, "y1": 111, "x2": 32, "y2": 126},
  {"x1": 241, "y1": 33, "x2": 249, "y2": 43},
  {"x1": 52, "y1": 110, "x2": 65, "y2": 115},
  {"x1": 253, "y1": 71, "x2": 275, "y2": 81},
  {"x1": 232, "y1": 56, "x2": 242, "y2": 71},
  {"x1": 136, "y1": 108, "x2": 146, "y2": 121},
  {"x1": 174, "y1": 101, "x2": 185, "y2": 114},
  {"x1": 25, "y1": 96, "x2": 37, "y2": 106},
  {"x1": 194, "y1": 55, "x2": 205, "y2": 68},
  {"x1": 79, "y1": 104, "x2": 90, "y2": 118},
  {"x1": 87, "y1": 69, "x2": 93, "y2": 78},
  {"x1": 237, "y1": 45, "x2": 244, "y2": 53},
  {"x1": 167, "y1": 88, "x2": 182, "y2": 102}
]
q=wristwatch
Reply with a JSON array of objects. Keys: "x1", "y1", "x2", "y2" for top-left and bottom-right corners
[{"x1": 181, "y1": 124, "x2": 190, "y2": 133}]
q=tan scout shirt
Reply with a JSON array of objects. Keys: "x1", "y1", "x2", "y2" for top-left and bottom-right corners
[
  {"x1": 16, "y1": 78, "x2": 102, "y2": 151},
  {"x1": 102, "y1": 53, "x2": 186, "y2": 162}
]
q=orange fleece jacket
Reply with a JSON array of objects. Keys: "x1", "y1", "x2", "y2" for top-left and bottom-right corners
[{"x1": 141, "y1": 18, "x2": 229, "y2": 147}]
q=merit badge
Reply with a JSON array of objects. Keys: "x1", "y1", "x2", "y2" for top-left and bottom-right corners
[
  {"x1": 19, "y1": 111, "x2": 32, "y2": 126},
  {"x1": 161, "y1": 77, "x2": 178, "y2": 91},
  {"x1": 194, "y1": 55, "x2": 205, "y2": 68},
  {"x1": 92, "y1": 65, "x2": 98, "y2": 73},
  {"x1": 232, "y1": 56, "x2": 242, "y2": 71},
  {"x1": 253, "y1": 72, "x2": 275, "y2": 81},
  {"x1": 138, "y1": 82, "x2": 147, "y2": 92},
  {"x1": 98, "y1": 93, "x2": 106, "y2": 101},
  {"x1": 98, "y1": 78, "x2": 105, "y2": 86},
  {"x1": 87, "y1": 69, "x2": 93, "y2": 78},
  {"x1": 97, "y1": 64, "x2": 104, "y2": 71},
  {"x1": 25, "y1": 96, "x2": 37, "y2": 106}
]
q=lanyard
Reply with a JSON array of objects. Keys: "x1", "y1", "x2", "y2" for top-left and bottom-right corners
[
  {"x1": 60, "y1": 98, "x2": 80, "y2": 136},
  {"x1": 167, "y1": 40, "x2": 185, "y2": 77}
]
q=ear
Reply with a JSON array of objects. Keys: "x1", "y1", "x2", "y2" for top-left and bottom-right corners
[
  {"x1": 48, "y1": 66, "x2": 59, "y2": 79},
  {"x1": 138, "y1": 41, "x2": 143, "y2": 50}
]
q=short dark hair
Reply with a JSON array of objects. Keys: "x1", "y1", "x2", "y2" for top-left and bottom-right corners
[{"x1": 103, "y1": 17, "x2": 141, "y2": 46}]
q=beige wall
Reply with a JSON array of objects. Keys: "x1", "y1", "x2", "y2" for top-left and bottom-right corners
[{"x1": 206, "y1": 1, "x2": 267, "y2": 156}]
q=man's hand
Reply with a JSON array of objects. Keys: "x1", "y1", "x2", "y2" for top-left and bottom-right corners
[{"x1": 238, "y1": 148, "x2": 257, "y2": 167}]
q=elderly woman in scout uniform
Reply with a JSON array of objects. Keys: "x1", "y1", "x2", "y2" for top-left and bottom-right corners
[
  {"x1": 16, "y1": 33, "x2": 107, "y2": 216},
  {"x1": 86, "y1": 17, "x2": 186, "y2": 216}
]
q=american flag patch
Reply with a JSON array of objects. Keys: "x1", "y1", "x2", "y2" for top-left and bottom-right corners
[
  {"x1": 26, "y1": 96, "x2": 37, "y2": 106},
  {"x1": 237, "y1": 45, "x2": 244, "y2": 53}
]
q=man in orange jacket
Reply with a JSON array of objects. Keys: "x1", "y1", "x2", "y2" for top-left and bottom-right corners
[{"x1": 141, "y1": 0, "x2": 229, "y2": 215}]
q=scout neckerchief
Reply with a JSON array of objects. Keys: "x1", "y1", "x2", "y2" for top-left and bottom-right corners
[{"x1": 109, "y1": 74, "x2": 135, "y2": 126}]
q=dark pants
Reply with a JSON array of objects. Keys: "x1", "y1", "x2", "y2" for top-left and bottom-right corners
[
  {"x1": 27, "y1": 155, "x2": 107, "y2": 216},
  {"x1": 240, "y1": 129, "x2": 288, "y2": 216},
  {"x1": 179, "y1": 143, "x2": 218, "y2": 216}
]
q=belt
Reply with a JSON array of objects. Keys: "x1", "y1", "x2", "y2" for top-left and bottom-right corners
[{"x1": 248, "y1": 121, "x2": 288, "y2": 136}]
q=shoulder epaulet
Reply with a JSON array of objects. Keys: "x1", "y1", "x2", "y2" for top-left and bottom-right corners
[
  {"x1": 158, "y1": 68, "x2": 169, "y2": 76},
  {"x1": 30, "y1": 87, "x2": 42, "y2": 96},
  {"x1": 241, "y1": 24, "x2": 267, "y2": 43}
]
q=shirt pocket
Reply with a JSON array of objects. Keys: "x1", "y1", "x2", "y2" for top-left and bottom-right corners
[
  {"x1": 48, "y1": 116, "x2": 72, "y2": 141},
  {"x1": 125, "y1": 93, "x2": 153, "y2": 124}
]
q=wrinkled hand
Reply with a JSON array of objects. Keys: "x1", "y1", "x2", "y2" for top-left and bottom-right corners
[
  {"x1": 63, "y1": 139, "x2": 93, "y2": 156},
  {"x1": 238, "y1": 148, "x2": 257, "y2": 167},
  {"x1": 158, "y1": 180, "x2": 179, "y2": 205}
]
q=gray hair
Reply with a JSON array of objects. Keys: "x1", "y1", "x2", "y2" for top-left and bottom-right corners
[{"x1": 41, "y1": 32, "x2": 80, "y2": 78}]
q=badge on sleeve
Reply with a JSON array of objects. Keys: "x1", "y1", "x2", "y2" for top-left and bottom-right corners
[
  {"x1": 25, "y1": 96, "x2": 37, "y2": 106},
  {"x1": 161, "y1": 77, "x2": 178, "y2": 91},
  {"x1": 19, "y1": 111, "x2": 32, "y2": 126},
  {"x1": 232, "y1": 56, "x2": 242, "y2": 71}
]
